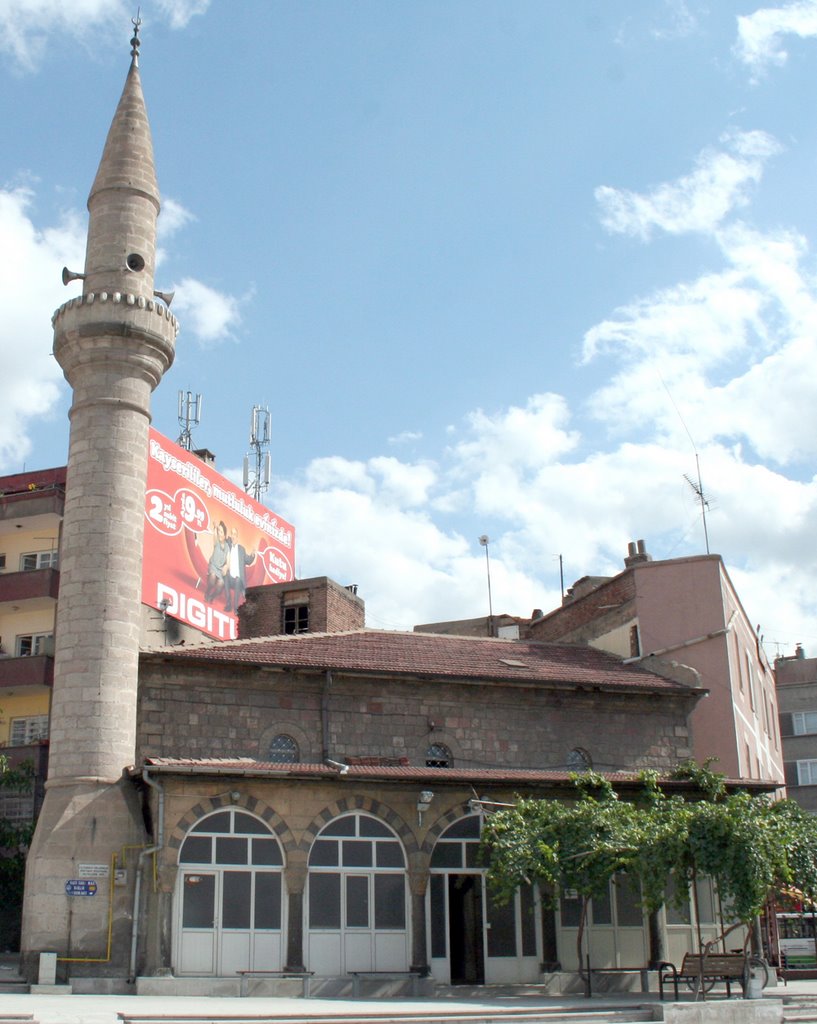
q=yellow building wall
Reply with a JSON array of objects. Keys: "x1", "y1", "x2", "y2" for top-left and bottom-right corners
[{"x1": 0, "y1": 690, "x2": 50, "y2": 747}]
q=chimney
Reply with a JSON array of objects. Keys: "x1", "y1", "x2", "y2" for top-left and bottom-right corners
[{"x1": 624, "y1": 539, "x2": 652, "y2": 568}]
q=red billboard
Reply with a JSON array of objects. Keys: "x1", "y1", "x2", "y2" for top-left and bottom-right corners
[{"x1": 143, "y1": 428, "x2": 295, "y2": 640}]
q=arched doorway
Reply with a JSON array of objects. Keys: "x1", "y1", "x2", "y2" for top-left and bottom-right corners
[
  {"x1": 306, "y1": 812, "x2": 408, "y2": 975},
  {"x1": 428, "y1": 815, "x2": 540, "y2": 984},
  {"x1": 174, "y1": 808, "x2": 284, "y2": 976}
]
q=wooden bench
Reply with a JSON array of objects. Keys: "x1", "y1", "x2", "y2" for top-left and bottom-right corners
[
  {"x1": 658, "y1": 952, "x2": 747, "y2": 1000},
  {"x1": 236, "y1": 969, "x2": 314, "y2": 997},
  {"x1": 348, "y1": 970, "x2": 423, "y2": 997}
]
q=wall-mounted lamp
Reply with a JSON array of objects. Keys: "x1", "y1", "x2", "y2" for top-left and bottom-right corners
[
  {"x1": 230, "y1": 790, "x2": 241, "y2": 803},
  {"x1": 417, "y1": 789, "x2": 434, "y2": 826}
]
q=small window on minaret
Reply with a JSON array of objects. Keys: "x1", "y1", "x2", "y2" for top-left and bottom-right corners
[{"x1": 126, "y1": 253, "x2": 145, "y2": 272}]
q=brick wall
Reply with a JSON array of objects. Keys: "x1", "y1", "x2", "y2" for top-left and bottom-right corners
[
  {"x1": 527, "y1": 572, "x2": 637, "y2": 643},
  {"x1": 238, "y1": 576, "x2": 365, "y2": 638}
]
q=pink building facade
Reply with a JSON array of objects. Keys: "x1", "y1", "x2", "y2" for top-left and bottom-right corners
[{"x1": 529, "y1": 546, "x2": 783, "y2": 786}]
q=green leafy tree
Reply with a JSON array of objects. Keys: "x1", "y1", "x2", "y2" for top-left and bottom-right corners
[
  {"x1": 481, "y1": 761, "x2": 817, "y2": 969},
  {"x1": 482, "y1": 772, "x2": 641, "y2": 971},
  {"x1": 0, "y1": 756, "x2": 35, "y2": 951}
]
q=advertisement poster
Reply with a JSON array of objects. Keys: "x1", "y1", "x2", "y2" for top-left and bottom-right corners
[{"x1": 143, "y1": 429, "x2": 296, "y2": 640}]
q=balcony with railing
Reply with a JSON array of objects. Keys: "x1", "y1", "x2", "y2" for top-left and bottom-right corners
[
  {"x1": 0, "y1": 480, "x2": 65, "y2": 524},
  {"x1": 0, "y1": 567, "x2": 59, "y2": 604},
  {"x1": 0, "y1": 655, "x2": 54, "y2": 690}
]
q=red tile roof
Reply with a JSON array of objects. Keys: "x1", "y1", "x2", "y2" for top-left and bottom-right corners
[
  {"x1": 139, "y1": 757, "x2": 778, "y2": 793},
  {"x1": 143, "y1": 628, "x2": 700, "y2": 694}
]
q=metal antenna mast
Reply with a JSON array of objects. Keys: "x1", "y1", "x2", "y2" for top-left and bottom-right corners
[
  {"x1": 478, "y1": 535, "x2": 494, "y2": 637},
  {"x1": 684, "y1": 452, "x2": 711, "y2": 555},
  {"x1": 243, "y1": 405, "x2": 271, "y2": 502},
  {"x1": 177, "y1": 390, "x2": 202, "y2": 451}
]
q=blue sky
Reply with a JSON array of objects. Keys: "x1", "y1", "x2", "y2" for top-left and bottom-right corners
[{"x1": 2, "y1": 0, "x2": 817, "y2": 650}]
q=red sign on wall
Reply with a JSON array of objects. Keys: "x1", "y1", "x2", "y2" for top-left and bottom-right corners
[{"x1": 143, "y1": 429, "x2": 296, "y2": 640}]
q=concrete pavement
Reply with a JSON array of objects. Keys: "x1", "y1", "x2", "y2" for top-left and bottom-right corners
[{"x1": 3, "y1": 979, "x2": 817, "y2": 1024}]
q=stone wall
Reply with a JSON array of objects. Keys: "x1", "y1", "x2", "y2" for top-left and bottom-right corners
[{"x1": 137, "y1": 659, "x2": 693, "y2": 772}]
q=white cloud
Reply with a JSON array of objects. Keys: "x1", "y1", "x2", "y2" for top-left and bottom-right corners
[
  {"x1": 159, "y1": 198, "x2": 195, "y2": 239},
  {"x1": 388, "y1": 430, "x2": 422, "y2": 445},
  {"x1": 170, "y1": 277, "x2": 244, "y2": 344},
  {"x1": 0, "y1": 0, "x2": 124, "y2": 71},
  {"x1": 154, "y1": 0, "x2": 210, "y2": 30},
  {"x1": 0, "y1": 0, "x2": 209, "y2": 72},
  {"x1": 0, "y1": 186, "x2": 84, "y2": 470},
  {"x1": 652, "y1": 0, "x2": 699, "y2": 40},
  {"x1": 735, "y1": 1, "x2": 817, "y2": 76},
  {"x1": 595, "y1": 131, "x2": 780, "y2": 240}
]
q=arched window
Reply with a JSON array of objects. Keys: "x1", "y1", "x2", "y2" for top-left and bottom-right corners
[
  {"x1": 176, "y1": 809, "x2": 284, "y2": 977},
  {"x1": 306, "y1": 812, "x2": 408, "y2": 975},
  {"x1": 268, "y1": 733, "x2": 300, "y2": 763},
  {"x1": 566, "y1": 747, "x2": 592, "y2": 771},
  {"x1": 425, "y1": 743, "x2": 451, "y2": 768}
]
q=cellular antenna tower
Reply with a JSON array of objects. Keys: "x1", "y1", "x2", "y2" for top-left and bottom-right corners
[
  {"x1": 243, "y1": 404, "x2": 271, "y2": 502},
  {"x1": 177, "y1": 389, "x2": 202, "y2": 451}
]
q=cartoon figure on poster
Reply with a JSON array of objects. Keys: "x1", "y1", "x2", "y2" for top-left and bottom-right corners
[{"x1": 143, "y1": 430, "x2": 295, "y2": 641}]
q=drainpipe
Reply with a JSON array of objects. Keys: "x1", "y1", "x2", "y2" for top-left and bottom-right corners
[
  {"x1": 129, "y1": 766, "x2": 164, "y2": 983},
  {"x1": 321, "y1": 669, "x2": 332, "y2": 762},
  {"x1": 623, "y1": 611, "x2": 738, "y2": 664}
]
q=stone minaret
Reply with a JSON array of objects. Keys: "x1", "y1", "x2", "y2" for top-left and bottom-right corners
[{"x1": 22, "y1": 23, "x2": 177, "y2": 976}]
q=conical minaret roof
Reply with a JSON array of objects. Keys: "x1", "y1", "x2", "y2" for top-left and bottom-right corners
[
  {"x1": 88, "y1": 50, "x2": 159, "y2": 209},
  {"x1": 82, "y1": 20, "x2": 161, "y2": 299}
]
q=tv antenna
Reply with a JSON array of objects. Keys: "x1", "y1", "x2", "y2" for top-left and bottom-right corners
[
  {"x1": 244, "y1": 405, "x2": 271, "y2": 502},
  {"x1": 683, "y1": 453, "x2": 711, "y2": 555},
  {"x1": 177, "y1": 390, "x2": 202, "y2": 451}
]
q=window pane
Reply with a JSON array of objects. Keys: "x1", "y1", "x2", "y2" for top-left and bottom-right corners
[
  {"x1": 193, "y1": 812, "x2": 231, "y2": 833},
  {"x1": 269, "y1": 734, "x2": 300, "y2": 763},
  {"x1": 487, "y1": 889, "x2": 516, "y2": 957},
  {"x1": 695, "y1": 877, "x2": 716, "y2": 924},
  {"x1": 252, "y1": 838, "x2": 283, "y2": 865},
  {"x1": 255, "y1": 873, "x2": 282, "y2": 929},
  {"x1": 465, "y1": 844, "x2": 482, "y2": 868},
  {"x1": 310, "y1": 873, "x2": 341, "y2": 928},
  {"x1": 665, "y1": 876, "x2": 691, "y2": 924},
  {"x1": 592, "y1": 882, "x2": 612, "y2": 925},
  {"x1": 375, "y1": 874, "x2": 406, "y2": 929},
  {"x1": 359, "y1": 817, "x2": 391, "y2": 837},
  {"x1": 182, "y1": 874, "x2": 215, "y2": 928},
  {"x1": 235, "y1": 812, "x2": 271, "y2": 834},
  {"x1": 222, "y1": 871, "x2": 251, "y2": 928},
  {"x1": 560, "y1": 892, "x2": 581, "y2": 928},
  {"x1": 443, "y1": 817, "x2": 480, "y2": 839},
  {"x1": 346, "y1": 875, "x2": 369, "y2": 928},
  {"x1": 426, "y1": 744, "x2": 451, "y2": 768},
  {"x1": 376, "y1": 841, "x2": 404, "y2": 868},
  {"x1": 322, "y1": 816, "x2": 356, "y2": 836},
  {"x1": 430, "y1": 843, "x2": 462, "y2": 868},
  {"x1": 520, "y1": 884, "x2": 537, "y2": 956},
  {"x1": 179, "y1": 836, "x2": 212, "y2": 864},
  {"x1": 309, "y1": 840, "x2": 338, "y2": 866},
  {"x1": 615, "y1": 874, "x2": 643, "y2": 927},
  {"x1": 216, "y1": 837, "x2": 248, "y2": 864},
  {"x1": 430, "y1": 874, "x2": 446, "y2": 958},
  {"x1": 342, "y1": 840, "x2": 372, "y2": 867}
]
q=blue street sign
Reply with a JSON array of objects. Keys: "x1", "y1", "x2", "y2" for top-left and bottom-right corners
[{"x1": 65, "y1": 879, "x2": 98, "y2": 896}]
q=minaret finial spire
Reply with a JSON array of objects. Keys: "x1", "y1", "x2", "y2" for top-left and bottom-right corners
[{"x1": 130, "y1": 9, "x2": 142, "y2": 66}]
